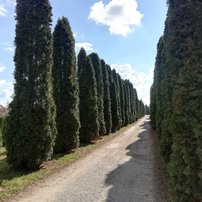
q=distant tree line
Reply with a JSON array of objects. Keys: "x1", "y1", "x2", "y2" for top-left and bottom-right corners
[
  {"x1": 3, "y1": 0, "x2": 146, "y2": 170},
  {"x1": 150, "y1": 0, "x2": 202, "y2": 201}
]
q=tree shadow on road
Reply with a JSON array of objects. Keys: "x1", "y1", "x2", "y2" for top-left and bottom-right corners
[{"x1": 105, "y1": 117, "x2": 167, "y2": 202}]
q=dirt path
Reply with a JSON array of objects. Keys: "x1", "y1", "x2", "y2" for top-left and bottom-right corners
[{"x1": 10, "y1": 116, "x2": 166, "y2": 202}]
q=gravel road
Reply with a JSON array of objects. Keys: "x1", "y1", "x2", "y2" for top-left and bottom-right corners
[{"x1": 11, "y1": 116, "x2": 165, "y2": 202}]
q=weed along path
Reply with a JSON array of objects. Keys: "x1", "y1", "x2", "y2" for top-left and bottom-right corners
[{"x1": 10, "y1": 116, "x2": 167, "y2": 202}]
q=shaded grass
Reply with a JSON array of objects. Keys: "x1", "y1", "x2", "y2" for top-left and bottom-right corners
[{"x1": 0, "y1": 123, "x2": 133, "y2": 201}]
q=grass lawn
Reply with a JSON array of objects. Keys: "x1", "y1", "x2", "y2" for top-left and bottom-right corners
[{"x1": 0, "y1": 124, "x2": 133, "y2": 201}]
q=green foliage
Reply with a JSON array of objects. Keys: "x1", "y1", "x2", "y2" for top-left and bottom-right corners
[
  {"x1": 3, "y1": 0, "x2": 146, "y2": 171},
  {"x1": 78, "y1": 51, "x2": 99, "y2": 143},
  {"x1": 144, "y1": 105, "x2": 150, "y2": 115},
  {"x1": 150, "y1": 84, "x2": 156, "y2": 129},
  {"x1": 118, "y1": 75, "x2": 125, "y2": 126},
  {"x1": 123, "y1": 81, "x2": 129, "y2": 125},
  {"x1": 0, "y1": 117, "x2": 7, "y2": 146},
  {"x1": 53, "y1": 17, "x2": 80, "y2": 153},
  {"x1": 107, "y1": 67, "x2": 121, "y2": 132},
  {"x1": 137, "y1": 100, "x2": 145, "y2": 119},
  {"x1": 150, "y1": 0, "x2": 202, "y2": 200},
  {"x1": 151, "y1": 37, "x2": 173, "y2": 162},
  {"x1": 121, "y1": 79, "x2": 141, "y2": 126},
  {"x1": 0, "y1": 118, "x2": 3, "y2": 146},
  {"x1": 77, "y1": 47, "x2": 86, "y2": 79},
  {"x1": 129, "y1": 83, "x2": 136, "y2": 122},
  {"x1": 4, "y1": 0, "x2": 57, "y2": 169},
  {"x1": 124, "y1": 80, "x2": 131, "y2": 124},
  {"x1": 112, "y1": 70, "x2": 122, "y2": 128},
  {"x1": 101, "y1": 60, "x2": 112, "y2": 135},
  {"x1": 89, "y1": 53, "x2": 106, "y2": 136},
  {"x1": 133, "y1": 88, "x2": 139, "y2": 120}
]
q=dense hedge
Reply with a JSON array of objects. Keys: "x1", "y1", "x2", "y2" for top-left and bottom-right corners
[
  {"x1": 78, "y1": 51, "x2": 146, "y2": 141},
  {"x1": 3, "y1": 0, "x2": 147, "y2": 170},
  {"x1": 150, "y1": 0, "x2": 202, "y2": 201}
]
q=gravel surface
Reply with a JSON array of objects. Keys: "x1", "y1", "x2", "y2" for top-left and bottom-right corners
[{"x1": 10, "y1": 116, "x2": 163, "y2": 202}]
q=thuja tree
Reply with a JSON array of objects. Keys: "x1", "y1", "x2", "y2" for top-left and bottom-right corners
[
  {"x1": 101, "y1": 60, "x2": 112, "y2": 135},
  {"x1": 166, "y1": 0, "x2": 202, "y2": 200},
  {"x1": 112, "y1": 70, "x2": 122, "y2": 128},
  {"x1": 118, "y1": 75, "x2": 125, "y2": 126},
  {"x1": 144, "y1": 105, "x2": 150, "y2": 115},
  {"x1": 89, "y1": 53, "x2": 106, "y2": 136},
  {"x1": 107, "y1": 66, "x2": 121, "y2": 132},
  {"x1": 5, "y1": 0, "x2": 57, "y2": 169},
  {"x1": 154, "y1": 37, "x2": 172, "y2": 162},
  {"x1": 128, "y1": 81, "x2": 133, "y2": 122},
  {"x1": 53, "y1": 17, "x2": 80, "y2": 153},
  {"x1": 137, "y1": 100, "x2": 144, "y2": 118},
  {"x1": 129, "y1": 83, "x2": 136, "y2": 122},
  {"x1": 150, "y1": 84, "x2": 156, "y2": 129},
  {"x1": 123, "y1": 80, "x2": 129, "y2": 125},
  {"x1": 77, "y1": 47, "x2": 86, "y2": 79},
  {"x1": 151, "y1": 0, "x2": 202, "y2": 200},
  {"x1": 78, "y1": 52, "x2": 99, "y2": 143},
  {"x1": 125, "y1": 80, "x2": 132, "y2": 124},
  {"x1": 133, "y1": 88, "x2": 138, "y2": 121},
  {"x1": 154, "y1": 37, "x2": 165, "y2": 136}
]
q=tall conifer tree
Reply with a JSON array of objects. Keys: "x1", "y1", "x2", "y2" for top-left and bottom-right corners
[
  {"x1": 89, "y1": 53, "x2": 106, "y2": 136},
  {"x1": 112, "y1": 70, "x2": 122, "y2": 128},
  {"x1": 133, "y1": 88, "x2": 138, "y2": 121},
  {"x1": 125, "y1": 80, "x2": 132, "y2": 124},
  {"x1": 78, "y1": 51, "x2": 99, "y2": 142},
  {"x1": 129, "y1": 83, "x2": 135, "y2": 122},
  {"x1": 101, "y1": 60, "x2": 112, "y2": 134},
  {"x1": 77, "y1": 47, "x2": 86, "y2": 79},
  {"x1": 107, "y1": 66, "x2": 121, "y2": 132},
  {"x1": 5, "y1": 0, "x2": 57, "y2": 169},
  {"x1": 53, "y1": 17, "x2": 80, "y2": 153},
  {"x1": 118, "y1": 75, "x2": 125, "y2": 126}
]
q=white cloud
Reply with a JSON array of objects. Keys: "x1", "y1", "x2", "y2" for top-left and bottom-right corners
[
  {"x1": 0, "y1": 64, "x2": 6, "y2": 72},
  {"x1": 4, "y1": 47, "x2": 14, "y2": 52},
  {"x1": 89, "y1": 0, "x2": 143, "y2": 36},
  {"x1": 6, "y1": 0, "x2": 16, "y2": 5},
  {"x1": 0, "y1": 0, "x2": 15, "y2": 17},
  {"x1": 73, "y1": 32, "x2": 77, "y2": 39},
  {"x1": 2, "y1": 0, "x2": 16, "y2": 6},
  {"x1": 2, "y1": 42, "x2": 15, "y2": 52},
  {"x1": 111, "y1": 63, "x2": 154, "y2": 105},
  {"x1": 0, "y1": 80, "x2": 13, "y2": 106},
  {"x1": 0, "y1": 4, "x2": 7, "y2": 16},
  {"x1": 75, "y1": 42, "x2": 94, "y2": 52}
]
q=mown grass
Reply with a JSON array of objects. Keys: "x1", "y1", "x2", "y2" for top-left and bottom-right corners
[{"x1": 0, "y1": 124, "x2": 133, "y2": 201}]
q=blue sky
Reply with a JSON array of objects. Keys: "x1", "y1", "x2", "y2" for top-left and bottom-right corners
[{"x1": 0, "y1": 0, "x2": 167, "y2": 106}]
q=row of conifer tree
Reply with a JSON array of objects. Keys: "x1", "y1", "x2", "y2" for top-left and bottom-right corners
[
  {"x1": 4, "y1": 0, "x2": 146, "y2": 170},
  {"x1": 150, "y1": 0, "x2": 202, "y2": 201}
]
